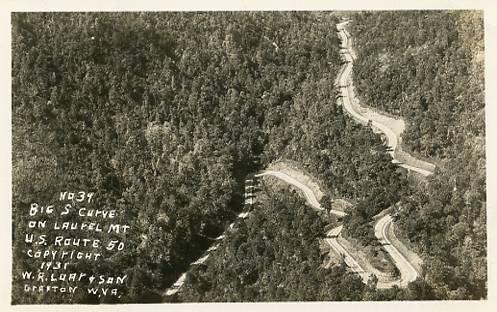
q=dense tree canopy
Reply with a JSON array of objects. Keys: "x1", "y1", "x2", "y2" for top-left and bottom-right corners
[
  {"x1": 11, "y1": 10, "x2": 485, "y2": 303},
  {"x1": 350, "y1": 11, "x2": 486, "y2": 299},
  {"x1": 12, "y1": 12, "x2": 404, "y2": 304},
  {"x1": 179, "y1": 185, "x2": 368, "y2": 302}
]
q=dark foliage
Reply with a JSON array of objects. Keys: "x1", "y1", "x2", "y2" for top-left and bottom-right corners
[
  {"x1": 179, "y1": 186, "x2": 367, "y2": 301},
  {"x1": 350, "y1": 11, "x2": 486, "y2": 299},
  {"x1": 12, "y1": 10, "x2": 484, "y2": 303}
]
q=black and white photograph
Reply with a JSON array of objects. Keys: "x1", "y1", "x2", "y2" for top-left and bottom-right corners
[{"x1": 2, "y1": 0, "x2": 496, "y2": 309}]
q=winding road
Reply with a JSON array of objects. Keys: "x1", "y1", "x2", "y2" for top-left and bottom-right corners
[
  {"x1": 374, "y1": 215, "x2": 419, "y2": 288},
  {"x1": 253, "y1": 20, "x2": 434, "y2": 288},
  {"x1": 336, "y1": 21, "x2": 435, "y2": 177},
  {"x1": 255, "y1": 170, "x2": 346, "y2": 217},
  {"x1": 258, "y1": 168, "x2": 418, "y2": 288},
  {"x1": 333, "y1": 19, "x2": 431, "y2": 287},
  {"x1": 165, "y1": 19, "x2": 433, "y2": 297}
]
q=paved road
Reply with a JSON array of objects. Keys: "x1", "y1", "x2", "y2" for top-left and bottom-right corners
[
  {"x1": 336, "y1": 21, "x2": 434, "y2": 177},
  {"x1": 260, "y1": 166, "x2": 420, "y2": 288},
  {"x1": 255, "y1": 170, "x2": 347, "y2": 217},
  {"x1": 325, "y1": 225, "x2": 372, "y2": 283},
  {"x1": 256, "y1": 170, "x2": 369, "y2": 284},
  {"x1": 374, "y1": 215, "x2": 419, "y2": 288},
  {"x1": 165, "y1": 20, "x2": 429, "y2": 296},
  {"x1": 336, "y1": 20, "x2": 427, "y2": 288}
]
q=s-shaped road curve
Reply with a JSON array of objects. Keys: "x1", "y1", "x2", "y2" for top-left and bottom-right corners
[
  {"x1": 336, "y1": 20, "x2": 430, "y2": 288},
  {"x1": 257, "y1": 168, "x2": 418, "y2": 288},
  {"x1": 255, "y1": 20, "x2": 432, "y2": 288},
  {"x1": 166, "y1": 20, "x2": 430, "y2": 296},
  {"x1": 336, "y1": 21, "x2": 434, "y2": 177}
]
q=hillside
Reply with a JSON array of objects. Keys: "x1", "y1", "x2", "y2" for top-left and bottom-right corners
[
  {"x1": 12, "y1": 12, "x2": 403, "y2": 304},
  {"x1": 350, "y1": 11, "x2": 486, "y2": 299}
]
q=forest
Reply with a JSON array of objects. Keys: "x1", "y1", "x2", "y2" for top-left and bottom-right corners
[
  {"x1": 178, "y1": 182, "x2": 368, "y2": 301},
  {"x1": 350, "y1": 11, "x2": 486, "y2": 299},
  {"x1": 12, "y1": 11, "x2": 485, "y2": 303}
]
